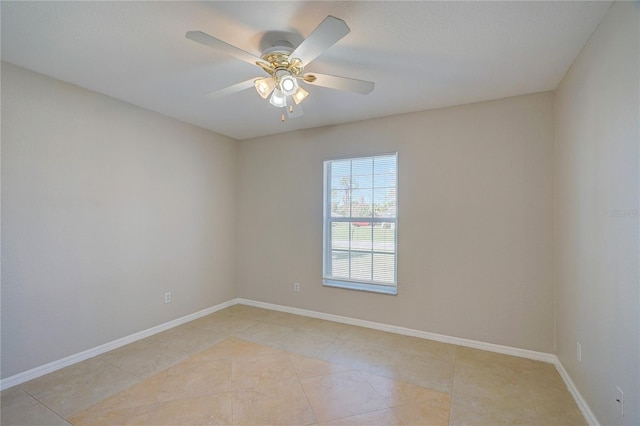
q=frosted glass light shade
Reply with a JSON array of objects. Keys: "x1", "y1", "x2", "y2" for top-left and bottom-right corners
[
  {"x1": 254, "y1": 77, "x2": 275, "y2": 99},
  {"x1": 269, "y1": 88, "x2": 287, "y2": 108},
  {"x1": 292, "y1": 87, "x2": 309, "y2": 105},
  {"x1": 280, "y1": 75, "x2": 298, "y2": 96},
  {"x1": 275, "y1": 69, "x2": 299, "y2": 96}
]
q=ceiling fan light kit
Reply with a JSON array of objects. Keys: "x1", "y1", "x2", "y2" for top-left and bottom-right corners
[
  {"x1": 186, "y1": 15, "x2": 375, "y2": 122},
  {"x1": 292, "y1": 86, "x2": 309, "y2": 105},
  {"x1": 269, "y1": 88, "x2": 287, "y2": 108},
  {"x1": 254, "y1": 77, "x2": 275, "y2": 99},
  {"x1": 276, "y1": 69, "x2": 298, "y2": 96}
]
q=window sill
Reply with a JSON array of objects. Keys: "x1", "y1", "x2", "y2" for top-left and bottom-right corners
[{"x1": 323, "y1": 279, "x2": 397, "y2": 295}]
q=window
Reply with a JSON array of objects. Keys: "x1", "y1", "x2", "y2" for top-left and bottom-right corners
[{"x1": 323, "y1": 153, "x2": 398, "y2": 294}]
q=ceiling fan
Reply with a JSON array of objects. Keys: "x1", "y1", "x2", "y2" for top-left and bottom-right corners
[{"x1": 186, "y1": 16, "x2": 375, "y2": 121}]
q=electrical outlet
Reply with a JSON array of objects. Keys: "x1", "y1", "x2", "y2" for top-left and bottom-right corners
[
  {"x1": 576, "y1": 342, "x2": 582, "y2": 363},
  {"x1": 164, "y1": 292, "x2": 172, "y2": 304},
  {"x1": 616, "y1": 386, "x2": 624, "y2": 417},
  {"x1": 294, "y1": 282, "x2": 300, "y2": 292}
]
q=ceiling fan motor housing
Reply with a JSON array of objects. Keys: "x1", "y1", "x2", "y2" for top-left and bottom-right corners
[{"x1": 260, "y1": 41, "x2": 304, "y2": 77}]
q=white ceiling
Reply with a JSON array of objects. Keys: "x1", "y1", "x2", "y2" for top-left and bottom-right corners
[{"x1": 1, "y1": 1, "x2": 611, "y2": 140}]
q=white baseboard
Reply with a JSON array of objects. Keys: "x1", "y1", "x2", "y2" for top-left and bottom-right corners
[
  {"x1": 236, "y1": 298, "x2": 557, "y2": 364},
  {"x1": 237, "y1": 299, "x2": 603, "y2": 424},
  {"x1": 554, "y1": 358, "x2": 600, "y2": 426},
  {"x1": 239, "y1": 299, "x2": 601, "y2": 423},
  {"x1": 0, "y1": 299, "x2": 237, "y2": 391},
  {"x1": 3, "y1": 295, "x2": 596, "y2": 426}
]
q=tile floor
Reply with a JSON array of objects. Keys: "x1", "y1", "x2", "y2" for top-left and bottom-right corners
[{"x1": 1, "y1": 305, "x2": 586, "y2": 425}]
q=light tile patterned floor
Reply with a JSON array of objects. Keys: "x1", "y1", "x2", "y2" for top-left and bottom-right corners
[{"x1": 1, "y1": 305, "x2": 586, "y2": 425}]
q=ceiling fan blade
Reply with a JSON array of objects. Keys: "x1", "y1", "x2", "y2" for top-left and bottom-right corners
[
  {"x1": 186, "y1": 31, "x2": 270, "y2": 68},
  {"x1": 290, "y1": 16, "x2": 350, "y2": 66},
  {"x1": 205, "y1": 78, "x2": 257, "y2": 99},
  {"x1": 302, "y1": 73, "x2": 374, "y2": 95}
]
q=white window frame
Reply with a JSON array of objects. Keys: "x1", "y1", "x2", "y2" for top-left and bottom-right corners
[{"x1": 322, "y1": 153, "x2": 398, "y2": 295}]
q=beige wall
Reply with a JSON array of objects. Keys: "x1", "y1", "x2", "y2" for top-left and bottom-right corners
[
  {"x1": 555, "y1": 2, "x2": 639, "y2": 425},
  {"x1": 6, "y1": 9, "x2": 635, "y2": 419},
  {"x1": 1, "y1": 62, "x2": 237, "y2": 379},
  {"x1": 237, "y1": 92, "x2": 556, "y2": 352}
]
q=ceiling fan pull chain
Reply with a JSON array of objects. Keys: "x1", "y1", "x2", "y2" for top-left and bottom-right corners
[{"x1": 281, "y1": 112, "x2": 285, "y2": 122}]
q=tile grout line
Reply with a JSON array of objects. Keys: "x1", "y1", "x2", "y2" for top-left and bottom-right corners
[
  {"x1": 67, "y1": 338, "x2": 236, "y2": 422},
  {"x1": 448, "y1": 346, "x2": 459, "y2": 425},
  {"x1": 230, "y1": 385, "x2": 234, "y2": 426},
  {"x1": 290, "y1": 357, "x2": 319, "y2": 426},
  {"x1": 361, "y1": 363, "x2": 453, "y2": 424},
  {"x1": 17, "y1": 384, "x2": 72, "y2": 422},
  {"x1": 26, "y1": 391, "x2": 70, "y2": 423},
  {"x1": 525, "y1": 380, "x2": 542, "y2": 423},
  {"x1": 360, "y1": 370, "x2": 392, "y2": 410}
]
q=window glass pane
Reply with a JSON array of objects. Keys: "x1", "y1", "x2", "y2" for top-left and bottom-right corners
[
  {"x1": 331, "y1": 190, "x2": 349, "y2": 217},
  {"x1": 373, "y1": 223, "x2": 395, "y2": 253},
  {"x1": 330, "y1": 250, "x2": 349, "y2": 279},
  {"x1": 374, "y1": 188, "x2": 396, "y2": 218},
  {"x1": 374, "y1": 156, "x2": 397, "y2": 185},
  {"x1": 350, "y1": 251, "x2": 372, "y2": 281},
  {"x1": 351, "y1": 158, "x2": 373, "y2": 189},
  {"x1": 330, "y1": 160, "x2": 351, "y2": 190},
  {"x1": 373, "y1": 253, "x2": 395, "y2": 283},
  {"x1": 331, "y1": 222, "x2": 349, "y2": 250},
  {"x1": 374, "y1": 156, "x2": 397, "y2": 219},
  {"x1": 351, "y1": 188, "x2": 373, "y2": 218},
  {"x1": 350, "y1": 221, "x2": 373, "y2": 252}
]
